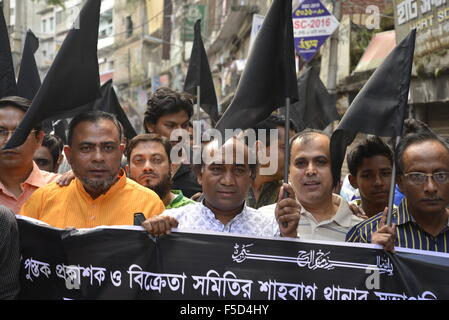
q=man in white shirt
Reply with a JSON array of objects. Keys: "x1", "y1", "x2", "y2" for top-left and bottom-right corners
[
  {"x1": 259, "y1": 129, "x2": 363, "y2": 242},
  {"x1": 142, "y1": 137, "x2": 299, "y2": 238}
]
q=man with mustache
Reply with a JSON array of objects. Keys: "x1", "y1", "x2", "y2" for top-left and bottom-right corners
[
  {"x1": 346, "y1": 136, "x2": 393, "y2": 218},
  {"x1": 0, "y1": 96, "x2": 60, "y2": 213},
  {"x1": 126, "y1": 134, "x2": 194, "y2": 209},
  {"x1": 259, "y1": 129, "x2": 364, "y2": 241},
  {"x1": 141, "y1": 137, "x2": 299, "y2": 238},
  {"x1": 20, "y1": 111, "x2": 165, "y2": 229},
  {"x1": 346, "y1": 131, "x2": 449, "y2": 253},
  {"x1": 33, "y1": 133, "x2": 64, "y2": 173}
]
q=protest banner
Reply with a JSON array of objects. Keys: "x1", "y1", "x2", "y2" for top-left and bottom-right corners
[{"x1": 17, "y1": 216, "x2": 449, "y2": 300}]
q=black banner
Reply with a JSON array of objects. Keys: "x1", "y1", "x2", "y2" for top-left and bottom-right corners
[{"x1": 17, "y1": 216, "x2": 449, "y2": 300}]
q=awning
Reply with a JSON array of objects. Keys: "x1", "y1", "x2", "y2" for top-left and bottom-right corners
[{"x1": 353, "y1": 30, "x2": 396, "y2": 73}]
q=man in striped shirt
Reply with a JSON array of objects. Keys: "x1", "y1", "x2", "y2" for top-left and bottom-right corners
[{"x1": 346, "y1": 131, "x2": 449, "y2": 252}]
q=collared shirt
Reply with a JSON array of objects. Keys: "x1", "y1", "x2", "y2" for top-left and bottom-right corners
[
  {"x1": 166, "y1": 190, "x2": 195, "y2": 209},
  {"x1": 0, "y1": 162, "x2": 60, "y2": 213},
  {"x1": 346, "y1": 198, "x2": 449, "y2": 252},
  {"x1": 20, "y1": 170, "x2": 165, "y2": 229},
  {"x1": 161, "y1": 201, "x2": 280, "y2": 238},
  {"x1": 259, "y1": 194, "x2": 364, "y2": 242},
  {"x1": 246, "y1": 180, "x2": 282, "y2": 209}
]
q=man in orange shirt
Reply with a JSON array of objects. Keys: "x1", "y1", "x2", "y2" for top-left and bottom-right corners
[
  {"x1": 0, "y1": 96, "x2": 59, "y2": 213},
  {"x1": 20, "y1": 111, "x2": 165, "y2": 229}
]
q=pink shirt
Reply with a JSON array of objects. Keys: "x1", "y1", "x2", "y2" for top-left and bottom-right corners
[{"x1": 0, "y1": 162, "x2": 60, "y2": 213}]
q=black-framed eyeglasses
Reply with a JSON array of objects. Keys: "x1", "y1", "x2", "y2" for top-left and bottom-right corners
[{"x1": 403, "y1": 172, "x2": 449, "y2": 185}]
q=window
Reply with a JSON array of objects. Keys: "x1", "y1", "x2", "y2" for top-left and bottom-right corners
[{"x1": 42, "y1": 19, "x2": 47, "y2": 33}]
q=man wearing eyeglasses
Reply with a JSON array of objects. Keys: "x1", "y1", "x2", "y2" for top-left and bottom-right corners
[
  {"x1": 346, "y1": 131, "x2": 449, "y2": 253},
  {"x1": 0, "y1": 96, "x2": 60, "y2": 213}
]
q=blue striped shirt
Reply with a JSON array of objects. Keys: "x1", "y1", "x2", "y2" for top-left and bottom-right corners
[{"x1": 346, "y1": 199, "x2": 449, "y2": 253}]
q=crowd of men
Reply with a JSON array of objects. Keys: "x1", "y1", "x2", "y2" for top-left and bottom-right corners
[{"x1": 1, "y1": 87, "x2": 449, "y2": 299}]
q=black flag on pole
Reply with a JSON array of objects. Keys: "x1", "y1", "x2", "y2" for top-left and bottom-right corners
[
  {"x1": 214, "y1": 0, "x2": 298, "y2": 135},
  {"x1": 184, "y1": 19, "x2": 219, "y2": 124},
  {"x1": 290, "y1": 66, "x2": 339, "y2": 131},
  {"x1": 4, "y1": 0, "x2": 101, "y2": 150},
  {"x1": 93, "y1": 80, "x2": 137, "y2": 140},
  {"x1": 0, "y1": 7, "x2": 17, "y2": 98},
  {"x1": 330, "y1": 29, "x2": 416, "y2": 186},
  {"x1": 17, "y1": 30, "x2": 41, "y2": 100}
]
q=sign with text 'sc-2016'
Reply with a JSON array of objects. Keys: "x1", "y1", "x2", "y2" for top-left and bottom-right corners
[{"x1": 293, "y1": 0, "x2": 340, "y2": 62}]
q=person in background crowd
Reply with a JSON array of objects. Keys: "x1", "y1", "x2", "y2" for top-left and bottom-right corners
[
  {"x1": 126, "y1": 133, "x2": 194, "y2": 209},
  {"x1": 0, "y1": 205, "x2": 20, "y2": 300},
  {"x1": 144, "y1": 87, "x2": 201, "y2": 198},
  {"x1": 346, "y1": 136, "x2": 393, "y2": 218},
  {"x1": 245, "y1": 114, "x2": 296, "y2": 209},
  {"x1": 142, "y1": 137, "x2": 299, "y2": 238},
  {"x1": 33, "y1": 133, "x2": 64, "y2": 173},
  {"x1": 259, "y1": 129, "x2": 364, "y2": 241},
  {"x1": 0, "y1": 96, "x2": 59, "y2": 213},
  {"x1": 20, "y1": 111, "x2": 165, "y2": 229},
  {"x1": 346, "y1": 131, "x2": 449, "y2": 253}
]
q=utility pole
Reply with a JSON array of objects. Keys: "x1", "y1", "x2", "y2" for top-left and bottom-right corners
[
  {"x1": 326, "y1": 0, "x2": 342, "y2": 132},
  {"x1": 327, "y1": 0, "x2": 342, "y2": 96}
]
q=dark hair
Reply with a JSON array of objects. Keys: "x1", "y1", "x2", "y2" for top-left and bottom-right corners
[
  {"x1": 0, "y1": 96, "x2": 42, "y2": 132},
  {"x1": 347, "y1": 136, "x2": 393, "y2": 176},
  {"x1": 126, "y1": 133, "x2": 172, "y2": 164},
  {"x1": 143, "y1": 87, "x2": 194, "y2": 131},
  {"x1": 193, "y1": 138, "x2": 258, "y2": 180},
  {"x1": 41, "y1": 134, "x2": 64, "y2": 166},
  {"x1": 67, "y1": 111, "x2": 123, "y2": 146},
  {"x1": 396, "y1": 131, "x2": 449, "y2": 174}
]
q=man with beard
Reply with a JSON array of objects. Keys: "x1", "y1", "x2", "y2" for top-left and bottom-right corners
[
  {"x1": 20, "y1": 111, "x2": 165, "y2": 229},
  {"x1": 126, "y1": 134, "x2": 194, "y2": 209}
]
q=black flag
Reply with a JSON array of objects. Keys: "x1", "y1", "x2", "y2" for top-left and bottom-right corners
[
  {"x1": 290, "y1": 66, "x2": 339, "y2": 131},
  {"x1": 184, "y1": 19, "x2": 219, "y2": 124},
  {"x1": 17, "y1": 30, "x2": 41, "y2": 100},
  {"x1": 93, "y1": 80, "x2": 137, "y2": 140},
  {"x1": 0, "y1": 7, "x2": 17, "y2": 97},
  {"x1": 215, "y1": 0, "x2": 298, "y2": 135},
  {"x1": 4, "y1": 0, "x2": 101, "y2": 150},
  {"x1": 330, "y1": 29, "x2": 416, "y2": 186}
]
